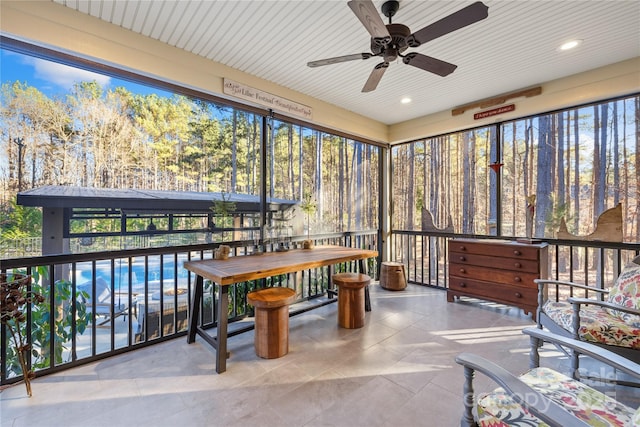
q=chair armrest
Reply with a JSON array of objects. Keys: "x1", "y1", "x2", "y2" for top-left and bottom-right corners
[
  {"x1": 568, "y1": 297, "x2": 640, "y2": 317},
  {"x1": 534, "y1": 279, "x2": 609, "y2": 295},
  {"x1": 523, "y1": 327, "x2": 640, "y2": 379},
  {"x1": 455, "y1": 352, "x2": 590, "y2": 427}
]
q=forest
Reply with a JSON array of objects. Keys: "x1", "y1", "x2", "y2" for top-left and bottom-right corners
[
  {"x1": 392, "y1": 94, "x2": 640, "y2": 242},
  {"x1": 0, "y1": 78, "x2": 379, "y2": 249}
]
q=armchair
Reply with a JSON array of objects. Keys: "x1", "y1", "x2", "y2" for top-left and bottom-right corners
[
  {"x1": 455, "y1": 327, "x2": 640, "y2": 427},
  {"x1": 534, "y1": 255, "x2": 640, "y2": 379}
]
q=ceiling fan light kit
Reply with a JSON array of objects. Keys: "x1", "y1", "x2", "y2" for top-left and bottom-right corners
[{"x1": 307, "y1": 0, "x2": 489, "y2": 92}]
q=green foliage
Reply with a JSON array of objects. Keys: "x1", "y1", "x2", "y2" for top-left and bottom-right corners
[
  {"x1": 230, "y1": 280, "x2": 258, "y2": 317},
  {"x1": 0, "y1": 197, "x2": 41, "y2": 239},
  {"x1": 30, "y1": 280, "x2": 91, "y2": 369},
  {"x1": 547, "y1": 198, "x2": 571, "y2": 232},
  {"x1": 4, "y1": 266, "x2": 91, "y2": 378},
  {"x1": 1, "y1": 272, "x2": 44, "y2": 396},
  {"x1": 300, "y1": 193, "x2": 317, "y2": 215},
  {"x1": 415, "y1": 187, "x2": 424, "y2": 212},
  {"x1": 211, "y1": 192, "x2": 237, "y2": 241},
  {"x1": 300, "y1": 193, "x2": 316, "y2": 238}
]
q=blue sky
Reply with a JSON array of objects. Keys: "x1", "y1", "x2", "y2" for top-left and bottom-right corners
[{"x1": 1, "y1": 48, "x2": 167, "y2": 98}]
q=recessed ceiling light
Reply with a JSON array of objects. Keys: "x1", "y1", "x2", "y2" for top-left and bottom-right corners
[
  {"x1": 558, "y1": 39, "x2": 582, "y2": 51},
  {"x1": 401, "y1": 97, "x2": 412, "y2": 104}
]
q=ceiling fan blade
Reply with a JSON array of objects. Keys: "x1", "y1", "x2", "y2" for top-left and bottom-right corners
[
  {"x1": 403, "y1": 53, "x2": 457, "y2": 77},
  {"x1": 362, "y1": 62, "x2": 389, "y2": 92},
  {"x1": 307, "y1": 53, "x2": 372, "y2": 68},
  {"x1": 348, "y1": 0, "x2": 391, "y2": 46},
  {"x1": 408, "y1": 1, "x2": 489, "y2": 47}
]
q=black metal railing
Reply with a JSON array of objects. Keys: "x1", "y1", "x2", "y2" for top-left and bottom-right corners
[
  {"x1": 1, "y1": 231, "x2": 378, "y2": 385},
  {"x1": 391, "y1": 230, "x2": 640, "y2": 294},
  {"x1": 11, "y1": 228, "x2": 635, "y2": 385}
]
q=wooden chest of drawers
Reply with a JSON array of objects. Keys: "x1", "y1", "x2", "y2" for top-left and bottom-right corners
[{"x1": 447, "y1": 239, "x2": 548, "y2": 320}]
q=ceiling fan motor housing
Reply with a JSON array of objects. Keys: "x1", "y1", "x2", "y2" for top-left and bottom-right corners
[
  {"x1": 387, "y1": 23, "x2": 410, "y2": 51},
  {"x1": 371, "y1": 23, "x2": 410, "y2": 62}
]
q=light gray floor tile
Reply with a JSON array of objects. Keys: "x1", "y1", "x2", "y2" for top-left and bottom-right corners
[{"x1": 2, "y1": 283, "x2": 638, "y2": 426}]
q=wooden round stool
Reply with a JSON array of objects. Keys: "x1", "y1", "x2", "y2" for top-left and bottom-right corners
[
  {"x1": 247, "y1": 287, "x2": 296, "y2": 359},
  {"x1": 333, "y1": 273, "x2": 370, "y2": 329},
  {"x1": 380, "y1": 262, "x2": 407, "y2": 291}
]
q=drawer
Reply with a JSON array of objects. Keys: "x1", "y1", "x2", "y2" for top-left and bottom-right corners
[
  {"x1": 449, "y1": 262, "x2": 539, "y2": 287},
  {"x1": 449, "y1": 239, "x2": 542, "y2": 260},
  {"x1": 448, "y1": 277, "x2": 539, "y2": 305},
  {"x1": 449, "y1": 251, "x2": 540, "y2": 273}
]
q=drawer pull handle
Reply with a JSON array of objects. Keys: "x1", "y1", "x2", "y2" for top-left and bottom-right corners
[
  {"x1": 513, "y1": 250, "x2": 521, "y2": 256},
  {"x1": 514, "y1": 262, "x2": 522, "y2": 268},
  {"x1": 459, "y1": 256, "x2": 466, "y2": 261},
  {"x1": 459, "y1": 268, "x2": 466, "y2": 274},
  {"x1": 514, "y1": 276, "x2": 521, "y2": 282},
  {"x1": 459, "y1": 245, "x2": 466, "y2": 251},
  {"x1": 515, "y1": 292, "x2": 522, "y2": 298},
  {"x1": 460, "y1": 282, "x2": 467, "y2": 288}
]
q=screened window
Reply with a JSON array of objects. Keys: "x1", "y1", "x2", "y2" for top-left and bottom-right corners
[
  {"x1": 0, "y1": 46, "x2": 379, "y2": 256},
  {"x1": 392, "y1": 126, "x2": 496, "y2": 235},
  {"x1": 501, "y1": 97, "x2": 639, "y2": 240},
  {"x1": 392, "y1": 94, "x2": 639, "y2": 241}
]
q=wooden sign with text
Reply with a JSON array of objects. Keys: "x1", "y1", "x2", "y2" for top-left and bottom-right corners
[
  {"x1": 474, "y1": 104, "x2": 515, "y2": 120},
  {"x1": 223, "y1": 79, "x2": 312, "y2": 120}
]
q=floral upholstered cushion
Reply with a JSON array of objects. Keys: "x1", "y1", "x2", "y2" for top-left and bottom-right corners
[
  {"x1": 542, "y1": 300, "x2": 640, "y2": 349},
  {"x1": 606, "y1": 257, "x2": 640, "y2": 327},
  {"x1": 477, "y1": 367, "x2": 636, "y2": 426}
]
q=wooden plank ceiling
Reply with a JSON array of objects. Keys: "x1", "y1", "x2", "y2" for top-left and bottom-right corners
[{"x1": 53, "y1": 0, "x2": 640, "y2": 125}]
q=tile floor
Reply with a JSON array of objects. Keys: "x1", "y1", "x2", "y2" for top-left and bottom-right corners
[{"x1": 2, "y1": 283, "x2": 639, "y2": 426}]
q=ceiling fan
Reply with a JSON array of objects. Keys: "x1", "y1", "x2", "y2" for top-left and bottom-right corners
[{"x1": 307, "y1": 0, "x2": 489, "y2": 92}]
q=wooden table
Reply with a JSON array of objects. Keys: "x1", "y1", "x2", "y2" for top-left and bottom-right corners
[{"x1": 185, "y1": 245, "x2": 378, "y2": 373}]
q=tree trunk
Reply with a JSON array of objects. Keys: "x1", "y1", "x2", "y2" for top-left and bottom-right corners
[
  {"x1": 288, "y1": 123, "x2": 295, "y2": 199},
  {"x1": 231, "y1": 110, "x2": 237, "y2": 192},
  {"x1": 407, "y1": 144, "x2": 415, "y2": 229},
  {"x1": 315, "y1": 131, "x2": 323, "y2": 223},
  {"x1": 488, "y1": 127, "x2": 498, "y2": 235},
  {"x1": 355, "y1": 142, "x2": 363, "y2": 229},
  {"x1": 535, "y1": 115, "x2": 554, "y2": 237}
]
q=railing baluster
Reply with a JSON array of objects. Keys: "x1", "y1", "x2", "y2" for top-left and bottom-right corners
[
  {"x1": 6, "y1": 230, "x2": 636, "y2": 386},
  {"x1": 389, "y1": 230, "x2": 640, "y2": 294}
]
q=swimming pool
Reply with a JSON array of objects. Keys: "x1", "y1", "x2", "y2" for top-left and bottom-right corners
[{"x1": 74, "y1": 254, "x2": 192, "y2": 295}]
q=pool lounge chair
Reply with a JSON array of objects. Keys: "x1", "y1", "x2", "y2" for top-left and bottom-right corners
[{"x1": 78, "y1": 278, "x2": 128, "y2": 326}]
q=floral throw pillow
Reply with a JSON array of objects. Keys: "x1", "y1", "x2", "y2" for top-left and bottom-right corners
[{"x1": 606, "y1": 255, "x2": 640, "y2": 326}]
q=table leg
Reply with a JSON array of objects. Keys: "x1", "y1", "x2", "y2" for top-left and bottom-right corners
[
  {"x1": 216, "y1": 285, "x2": 230, "y2": 373},
  {"x1": 358, "y1": 259, "x2": 372, "y2": 312},
  {"x1": 187, "y1": 275, "x2": 203, "y2": 344},
  {"x1": 328, "y1": 265, "x2": 336, "y2": 299}
]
